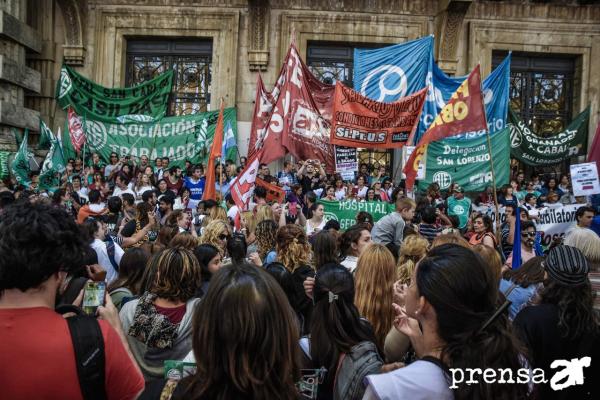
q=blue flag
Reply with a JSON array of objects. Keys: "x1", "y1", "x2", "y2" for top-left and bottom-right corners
[
  {"x1": 353, "y1": 36, "x2": 433, "y2": 103},
  {"x1": 420, "y1": 54, "x2": 511, "y2": 141},
  {"x1": 512, "y1": 207, "x2": 522, "y2": 270},
  {"x1": 221, "y1": 120, "x2": 238, "y2": 162}
]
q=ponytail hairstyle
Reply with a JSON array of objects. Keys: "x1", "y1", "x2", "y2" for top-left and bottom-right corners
[
  {"x1": 310, "y1": 263, "x2": 377, "y2": 389},
  {"x1": 276, "y1": 224, "x2": 312, "y2": 273},
  {"x1": 396, "y1": 235, "x2": 428, "y2": 284},
  {"x1": 416, "y1": 244, "x2": 528, "y2": 400}
]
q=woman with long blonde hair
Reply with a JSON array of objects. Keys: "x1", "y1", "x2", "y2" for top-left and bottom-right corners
[
  {"x1": 354, "y1": 244, "x2": 396, "y2": 351},
  {"x1": 255, "y1": 204, "x2": 275, "y2": 224},
  {"x1": 396, "y1": 235, "x2": 429, "y2": 284},
  {"x1": 199, "y1": 219, "x2": 231, "y2": 256},
  {"x1": 276, "y1": 224, "x2": 314, "y2": 334}
]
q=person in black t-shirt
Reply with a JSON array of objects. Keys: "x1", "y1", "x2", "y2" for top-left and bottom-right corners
[
  {"x1": 514, "y1": 245, "x2": 599, "y2": 400},
  {"x1": 296, "y1": 159, "x2": 326, "y2": 195}
]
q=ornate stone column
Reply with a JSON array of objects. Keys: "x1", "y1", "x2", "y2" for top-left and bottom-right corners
[{"x1": 247, "y1": 0, "x2": 269, "y2": 71}]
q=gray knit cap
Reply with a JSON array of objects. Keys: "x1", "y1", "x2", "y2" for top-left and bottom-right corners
[{"x1": 545, "y1": 245, "x2": 589, "y2": 286}]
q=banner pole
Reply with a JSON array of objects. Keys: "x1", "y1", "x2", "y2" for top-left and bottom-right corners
[{"x1": 484, "y1": 115, "x2": 502, "y2": 251}]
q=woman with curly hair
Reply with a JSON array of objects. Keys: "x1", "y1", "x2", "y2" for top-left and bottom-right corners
[
  {"x1": 199, "y1": 219, "x2": 231, "y2": 256},
  {"x1": 354, "y1": 244, "x2": 396, "y2": 351},
  {"x1": 396, "y1": 235, "x2": 429, "y2": 284},
  {"x1": 252, "y1": 219, "x2": 278, "y2": 264},
  {"x1": 276, "y1": 224, "x2": 314, "y2": 334}
]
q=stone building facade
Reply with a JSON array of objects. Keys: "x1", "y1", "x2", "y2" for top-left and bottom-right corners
[{"x1": 1, "y1": 0, "x2": 599, "y2": 172}]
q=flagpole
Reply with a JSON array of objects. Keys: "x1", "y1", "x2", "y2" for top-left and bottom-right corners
[{"x1": 481, "y1": 89, "x2": 502, "y2": 251}]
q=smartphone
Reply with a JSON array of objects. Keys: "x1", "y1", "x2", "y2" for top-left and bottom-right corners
[
  {"x1": 82, "y1": 281, "x2": 106, "y2": 316},
  {"x1": 289, "y1": 202, "x2": 298, "y2": 217}
]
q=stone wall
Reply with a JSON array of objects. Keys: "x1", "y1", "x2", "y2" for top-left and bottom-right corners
[
  {"x1": 6, "y1": 0, "x2": 600, "y2": 158},
  {"x1": 0, "y1": 0, "x2": 40, "y2": 151}
]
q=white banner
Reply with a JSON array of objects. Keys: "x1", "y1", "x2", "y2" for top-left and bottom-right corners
[{"x1": 473, "y1": 203, "x2": 582, "y2": 247}]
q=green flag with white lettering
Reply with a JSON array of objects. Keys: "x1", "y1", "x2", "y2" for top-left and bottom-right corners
[
  {"x1": 56, "y1": 64, "x2": 173, "y2": 123},
  {"x1": 10, "y1": 129, "x2": 32, "y2": 186}
]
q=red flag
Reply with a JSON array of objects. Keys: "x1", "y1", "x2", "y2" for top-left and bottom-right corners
[
  {"x1": 587, "y1": 122, "x2": 600, "y2": 168},
  {"x1": 259, "y1": 43, "x2": 336, "y2": 171},
  {"x1": 202, "y1": 100, "x2": 225, "y2": 201},
  {"x1": 255, "y1": 177, "x2": 286, "y2": 203},
  {"x1": 403, "y1": 65, "x2": 487, "y2": 191},
  {"x1": 230, "y1": 153, "x2": 261, "y2": 211},
  {"x1": 248, "y1": 73, "x2": 278, "y2": 160},
  {"x1": 67, "y1": 107, "x2": 86, "y2": 152}
]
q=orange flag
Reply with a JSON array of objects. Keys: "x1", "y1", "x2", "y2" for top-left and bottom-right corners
[
  {"x1": 202, "y1": 99, "x2": 225, "y2": 201},
  {"x1": 403, "y1": 65, "x2": 487, "y2": 191}
]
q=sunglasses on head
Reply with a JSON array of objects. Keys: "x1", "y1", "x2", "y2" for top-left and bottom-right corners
[
  {"x1": 219, "y1": 234, "x2": 230, "y2": 240},
  {"x1": 521, "y1": 232, "x2": 536, "y2": 238}
]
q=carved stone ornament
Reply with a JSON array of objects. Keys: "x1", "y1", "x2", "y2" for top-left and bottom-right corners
[
  {"x1": 248, "y1": 0, "x2": 269, "y2": 71},
  {"x1": 437, "y1": 0, "x2": 472, "y2": 74},
  {"x1": 56, "y1": 0, "x2": 86, "y2": 65}
]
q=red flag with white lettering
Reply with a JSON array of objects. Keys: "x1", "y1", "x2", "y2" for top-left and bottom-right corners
[
  {"x1": 67, "y1": 107, "x2": 86, "y2": 152},
  {"x1": 258, "y1": 44, "x2": 335, "y2": 171},
  {"x1": 230, "y1": 153, "x2": 261, "y2": 211},
  {"x1": 248, "y1": 73, "x2": 278, "y2": 160},
  {"x1": 403, "y1": 65, "x2": 487, "y2": 191}
]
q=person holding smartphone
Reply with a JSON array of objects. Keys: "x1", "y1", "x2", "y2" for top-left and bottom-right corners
[
  {"x1": 0, "y1": 203, "x2": 144, "y2": 399},
  {"x1": 296, "y1": 159, "x2": 326, "y2": 195}
]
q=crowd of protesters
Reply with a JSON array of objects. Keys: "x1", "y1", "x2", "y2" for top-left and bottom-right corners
[{"x1": 1, "y1": 152, "x2": 599, "y2": 400}]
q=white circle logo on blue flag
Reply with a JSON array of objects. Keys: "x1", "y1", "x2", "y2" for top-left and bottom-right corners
[{"x1": 360, "y1": 65, "x2": 407, "y2": 102}]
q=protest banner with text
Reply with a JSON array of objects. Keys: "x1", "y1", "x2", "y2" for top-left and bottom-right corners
[
  {"x1": 417, "y1": 128, "x2": 510, "y2": 192},
  {"x1": 318, "y1": 199, "x2": 394, "y2": 230},
  {"x1": 81, "y1": 108, "x2": 238, "y2": 168},
  {"x1": 508, "y1": 107, "x2": 589, "y2": 166},
  {"x1": 56, "y1": 64, "x2": 173, "y2": 123},
  {"x1": 331, "y1": 83, "x2": 426, "y2": 149},
  {"x1": 404, "y1": 65, "x2": 487, "y2": 190}
]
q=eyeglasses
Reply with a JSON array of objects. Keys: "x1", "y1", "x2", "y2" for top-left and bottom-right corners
[
  {"x1": 521, "y1": 232, "x2": 536, "y2": 238},
  {"x1": 219, "y1": 234, "x2": 230, "y2": 241}
]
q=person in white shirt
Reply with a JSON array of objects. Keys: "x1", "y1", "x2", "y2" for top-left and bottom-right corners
[
  {"x1": 112, "y1": 173, "x2": 136, "y2": 199},
  {"x1": 363, "y1": 244, "x2": 528, "y2": 400},
  {"x1": 84, "y1": 217, "x2": 123, "y2": 284},
  {"x1": 339, "y1": 223, "x2": 372, "y2": 273}
]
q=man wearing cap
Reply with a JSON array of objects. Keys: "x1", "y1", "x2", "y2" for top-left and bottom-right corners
[
  {"x1": 514, "y1": 245, "x2": 599, "y2": 400},
  {"x1": 446, "y1": 185, "x2": 471, "y2": 231}
]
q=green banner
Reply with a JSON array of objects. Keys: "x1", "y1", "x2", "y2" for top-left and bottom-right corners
[
  {"x1": 507, "y1": 107, "x2": 589, "y2": 166},
  {"x1": 84, "y1": 108, "x2": 238, "y2": 168},
  {"x1": 318, "y1": 199, "x2": 394, "y2": 230},
  {"x1": 56, "y1": 64, "x2": 173, "y2": 122},
  {"x1": 0, "y1": 151, "x2": 10, "y2": 179},
  {"x1": 417, "y1": 128, "x2": 510, "y2": 193}
]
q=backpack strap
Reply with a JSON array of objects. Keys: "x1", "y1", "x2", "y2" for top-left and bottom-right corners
[
  {"x1": 420, "y1": 355, "x2": 451, "y2": 377},
  {"x1": 332, "y1": 353, "x2": 346, "y2": 392},
  {"x1": 104, "y1": 235, "x2": 119, "y2": 272},
  {"x1": 65, "y1": 316, "x2": 107, "y2": 400}
]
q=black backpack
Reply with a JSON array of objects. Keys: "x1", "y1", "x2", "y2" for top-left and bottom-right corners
[{"x1": 56, "y1": 304, "x2": 107, "y2": 400}]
